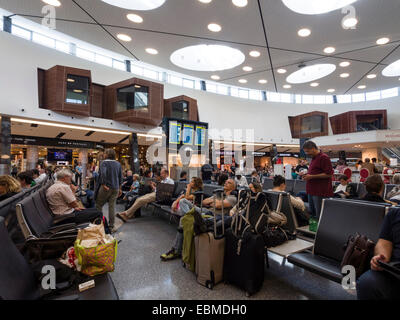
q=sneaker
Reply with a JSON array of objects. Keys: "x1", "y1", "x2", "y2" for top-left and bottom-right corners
[{"x1": 160, "y1": 248, "x2": 181, "y2": 261}]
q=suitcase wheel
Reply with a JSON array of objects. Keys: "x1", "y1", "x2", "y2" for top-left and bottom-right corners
[
  {"x1": 205, "y1": 281, "x2": 214, "y2": 290},
  {"x1": 245, "y1": 292, "x2": 251, "y2": 297}
]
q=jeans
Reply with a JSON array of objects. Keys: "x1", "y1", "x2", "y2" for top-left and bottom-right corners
[
  {"x1": 357, "y1": 269, "x2": 400, "y2": 300},
  {"x1": 308, "y1": 195, "x2": 325, "y2": 219},
  {"x1": 95, "y1": 187, "x2": 119, "y2": 228}
]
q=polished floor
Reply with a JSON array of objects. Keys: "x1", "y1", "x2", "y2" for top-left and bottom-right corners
[{"x1": 104, "y1": 205, "x2": 355, "y2": 300}]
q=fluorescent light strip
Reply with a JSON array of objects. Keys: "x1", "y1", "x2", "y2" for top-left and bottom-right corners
[
  {"x1": 11, "y1": 118, "x2": 131, "y2": 135},
  {"x1": 213, "y1": 140, "x2": 272, "y2": 147},
  {"x1": 137, "y1": 133, "x2": 162, "y2": 139}
]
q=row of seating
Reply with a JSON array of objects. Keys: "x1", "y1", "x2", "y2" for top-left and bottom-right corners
[
  {"x1": 262, "y1": 178, "x2": 306, "y2": 196},
  {"x1": 0, "y1": 178, "x2": 119, "y2": 300}
]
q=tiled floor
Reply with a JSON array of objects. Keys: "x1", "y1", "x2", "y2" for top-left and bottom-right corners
[{"x1": 104, "y1": 205, "x2": 355, "y2": 300}]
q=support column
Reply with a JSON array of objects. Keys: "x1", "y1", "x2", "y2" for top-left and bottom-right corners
[
  {"x1": 3, "y1": 16, "x2": 12, "y2": 33},
  {"x1": 0, "y1": 116, "x2": 11, "y2": 175},
  {"x1": 129, "y1": 133, "x2": 140, "y2": 174},
  {"x1": 79, "y1": 149, "x2": 88, "y2": 187},
  {"x1": 26, "y1": 146, "x2": 39, "y2": 170}
]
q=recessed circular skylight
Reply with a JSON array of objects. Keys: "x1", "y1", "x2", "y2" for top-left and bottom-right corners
[
  {"x1": 358, "y1": 85, "x2": 366, "y2": 89},
  {"x1": 101, "y1": 0, "x2": 166, "y2": 10},
  {"x1": 243, "y1": 66, "x2": 253, "y2": 72},
  {"x1": 324, "y1": 46, "x2": 336, "y2": 54},
  {"x1": 310, "y1": 82, "x2": 319, "y2": 87},
  {"x1": 298, "y1": 28, "x2": 311, "y2": 37},
  {"x1": 238, "y1": 79, "x2": 247, "y2": 84},
  {"x1": 232, "y1": 0, "x2": 248, "y2": 7},
  {"x1": 208, "y1": 23, "x2": 222, "y2": 32},
  {"x1": 367, "y1": 74, "x2": 376, "y2": 79},
  {"x1": 42, "y1": 0, "x2": 61, "y2": 6},
  {"x1": 211, "y1": 75, "x2": 220, "y2": 80},
  {"x1": 377, "y1": 37, "x2": 390, "y2": 45},
  {"x1": 146, "y1": 48, "x2": 158, "y2": 55},
  {"x1": 258, "y1": 79, "x2": 268, "y2": 84},
  {"x1": 342, "y1": 17, "x2": 358, "y2": 28},
  {"x1": 277, "y1": 68, "x2": 287, "y2": 74},
  {"x1": 327, "y1": 88, "x2": 335, "y2": 93},
  {"x1": 286, "y1": 64, "x2": 336, "y2": 84},
  {"x1": 117, "y1": 33, "x2": 132, "y2": 42},
  {"x1": 382, "y1": 59, "x2": 400, "y2": 77},
  {"x1": 340, "y1": 73, "x2": 350, "y2": 78},
  {"x1": 249, "y1": 50, "x2": 261, "y2": 57},
  {"x1": 170, "y1": 45, "x2": 245, "y2": 71},
  {"x1": 127, "y1": 13, "x2": 143, "y2": 23},
  {"x1": 339, "y1": 61, "x2": 350, "y2": 67},
  {"x1": 282, "y1": 0, "x2": 358, "y2": 15},
  {"x1": 283, "y1": 84, "x2": 291, "y2": 89}
]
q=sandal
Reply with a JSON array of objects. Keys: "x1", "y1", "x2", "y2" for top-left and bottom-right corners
[{"x1": 116, "y1": 213, "x2": 128, "y2": 223}]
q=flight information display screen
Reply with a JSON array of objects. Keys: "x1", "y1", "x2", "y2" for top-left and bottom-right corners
[
  {"x1": 195, "y1": 126, "x2": 206, "y2": 146},
  {"x1": 182, "y1": 124, "x2": 194, "y2": 145},
  {"x1": 169, "y1": 121, "x2": 181, "y2": 144}
]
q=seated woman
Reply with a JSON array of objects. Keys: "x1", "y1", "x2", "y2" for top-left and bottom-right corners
[
  {"x1": 386, "y1": 173, "x2": 400, "y2": 204},
  {"x1": 171, "y1": 177, "x2": 204, "y2": 216},
  {"x1": 0, "y1": 175, "x2": 22, "y2": 202},
  {"x1": 17, "y1": 171, "x2": 34, "y2": 190},
  {"x1": 271, "y1": 175, "x2": 310, "y2": 227},
  {"x1": 333, "y1": 175, "x2": 356, "y2": 199}
]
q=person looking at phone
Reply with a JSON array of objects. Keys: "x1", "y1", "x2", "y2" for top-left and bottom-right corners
[{"x1": 356, "y1": 207, "x2": 400, "y2": 300}]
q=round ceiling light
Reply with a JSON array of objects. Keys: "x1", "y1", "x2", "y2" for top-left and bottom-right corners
[
  {"x1": 258, "y1": 79, "x2": 268, "y2": 84},
  {"x1": 339, "y1": 61, "x2": 350, "y2": 67},
  {"x1": 198, "y1": 0, "x2": 212, "y2": 3},
  {"x1": 286, "y1": 63, "x2": 336, "y2": 84},
  {"x1": 117, "y1": 33, "x2": 132, "y2": 42},
  {"x1": 146, "y1": 48, "x2": 158, "y2": 55},
  {"x1": 342, "y1": 17, "x2": 358, "y2": 28},
  {"x1": 208, "y1": 23, "x2": 222, "y2": 32},
  {"x1": 340, "y1": 73, "x2": 350, "y2": 78},
  {"x1": 377, "y1": 37, "x2": 390, "y2": 45},
  {"x1": 101, "y1": 0, "x2": 166, "y2": 10},
  {"x1": 243, "y1": 66, "x2": 253, "y2": 72},
  {"x1": 232, "y1": 0, "x2": 248, "y2": 7},
  {"x1": 283, "y1": 84, "x2": 292, "y2": 89},
  {"x1": 327, "y1": 88, "x2": 335, "y2": 93},
  {"x1": 358, "y1": 85, "x2": 366, "y2": 89},
  {"x1": 42, "y1": 0, "x2": 61, "y2": 6},
  {"x1": 324, "y1": 46, "x2": 336, "y2": 54},
  {"x1": 310, "y1": 82, "x2": 319, "y2": 87},
  {"x1": 281, "y1": 0, "x2": 358, "y2": 15},
  {"x1": 211, "y1": 75, "x2": 220, "y2": 80},
  {"x1": 127, "y1": 13, "x2": 143, "y2": 23},
  {"x1": 382, "y1": 59, "x2": 400, "y2": 77},
  {"x1": 170, "y1": 44, "x2": 245, "y2": 71},
  {"x1": 238, "y1": 79, "x2": 248, "y2": 84},
  {"x1": 277, "y1": 68, "x2": 287, "y2": 74},
  {"x1": 298, "y1": 28, "x2": 311, "y2": 37},
  {"x1": 366, "y1": 74, "x2": 376, "y2": 79},
  {"x1": 249, "y1": 50, "x2": 261, "y2": 57}
]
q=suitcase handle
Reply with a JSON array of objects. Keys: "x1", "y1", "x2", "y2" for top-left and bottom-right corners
[{"x1": 213, "y1": 191, "x2": 224, "y2": 238}]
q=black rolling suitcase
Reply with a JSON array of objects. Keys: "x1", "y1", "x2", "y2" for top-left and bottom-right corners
[{"x1": 224, "y1": 192, "x2": 265, "y2": 297}]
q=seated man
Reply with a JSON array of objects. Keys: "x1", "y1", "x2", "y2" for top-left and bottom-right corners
[
  {"x1": 333, "y1": 175, "x2": 356, "y2": 199},
  {"x1": 272, "y1": 175, "x2": 310, "y2": 226},
  {"x1": 116, "y1": 168, "x2": 174, "y2": 222},
  {"x1": 160, "y1": 179, "x2": 237, "y2": 261},
  {"x1": 357, "y1": 207, "x2": 400, "y2": 299},
  {"x1": 46, "y1": 168, "x2": 107, "y2": 228},
  {"x1": 33, "y1": 168, "x2": 47, "y2": 184},
  {"x1": 179, "y1": 171, "x2": 188, "y2": 182},
  {"x1": 17, "y1": 171, "x2": 34, "y2": 190},
  {"x1": 250, "y1": 170, "x2": 260, "y2": 183},
  {"x1": 121, "y1": 170, "x2": 133, "y2": 192},
  {"x1": 360, "y1": 174, "x2": 396, "y2": 205}
]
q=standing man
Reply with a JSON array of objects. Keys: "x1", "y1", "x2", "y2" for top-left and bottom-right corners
[
  {"x1": 95, "y1": 149, "x2": 123, "y2": 232},
  {"x1": 302, "y1": 141, "x2": 333, "y2": 220}
]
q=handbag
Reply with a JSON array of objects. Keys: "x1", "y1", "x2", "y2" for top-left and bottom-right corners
[
  {"x1": 263, "y1": 226, "x2": 296, "y2": 248},
  {"x1": 341, "y1": 233, "x2": 375, "y2": 278},
  {"x1": 267, "y1": 211, "x2": 287, "y2": 226}
]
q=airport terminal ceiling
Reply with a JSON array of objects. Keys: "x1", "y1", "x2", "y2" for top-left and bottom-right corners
[{"x1": 1, "y1": 0, "x2": 400, "y2": 96}]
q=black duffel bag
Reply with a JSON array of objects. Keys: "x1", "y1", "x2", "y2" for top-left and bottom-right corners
[{"x1": 263, "y1": 226, "x2": 296, "y2": 248}]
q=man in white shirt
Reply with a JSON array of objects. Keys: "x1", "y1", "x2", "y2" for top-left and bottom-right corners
[{"x1": 117, "y1": 168, "x2": 174, "y2": 222}]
